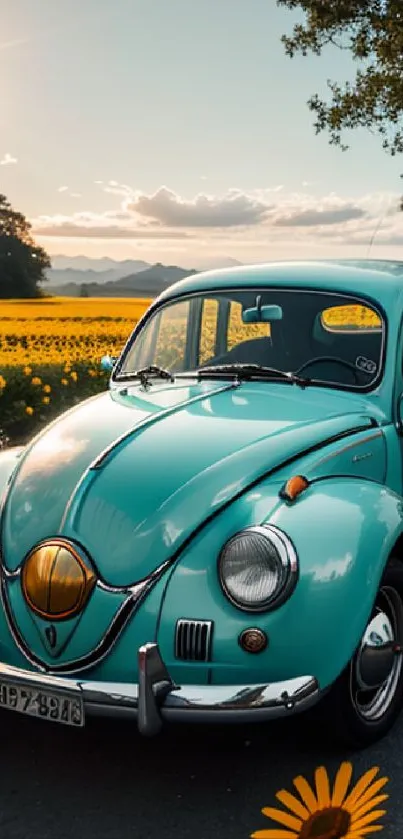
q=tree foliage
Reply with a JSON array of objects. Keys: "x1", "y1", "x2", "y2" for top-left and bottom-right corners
[
  {"x1": 277, "y1": 0, "x2": 403, "y2": 156},
  {"x1": 0, "y1": 194, "x2": 51, "y2": 299}
]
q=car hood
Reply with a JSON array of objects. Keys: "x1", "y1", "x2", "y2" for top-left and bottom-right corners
[{"x1": 1, "y1": 379, "x2": 380, "y2": 586}]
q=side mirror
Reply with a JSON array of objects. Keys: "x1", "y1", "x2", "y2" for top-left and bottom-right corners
[{"x1": 100, "y1": 354, "x2": 118, "y2": 372}]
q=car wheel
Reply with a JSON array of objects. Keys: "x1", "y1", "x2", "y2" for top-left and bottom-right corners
[{"x1": 317, "y1": 557, "x2": 403, "y2": 749}]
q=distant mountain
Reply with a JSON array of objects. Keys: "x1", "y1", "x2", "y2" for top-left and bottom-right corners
[
  {"x1": 50, "y1": 255, "x2": 151, "y2": 273},
  {"x1": 116, "y1": 263, "x2": 197, "y2": 293},
  {"x1": 45, "y1": 255, "x2": 247, "y2": 297},
  {"x1": 47, "y1": 258, "x2": 151, "y2": 287},
  {"x1": 47, "y1": 262, "x2": 198, "y2": 298},
  {"x1": 47, "y1": 255, "x2": 244, "y2": 287}
]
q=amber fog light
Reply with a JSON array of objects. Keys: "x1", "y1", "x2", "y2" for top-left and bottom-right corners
[
  {"x1": 239, "y1": 628, "x2": 268, "y2": 654},
  {"x1": 21, "y1": 539, "x2": 96, "y2": 621}
]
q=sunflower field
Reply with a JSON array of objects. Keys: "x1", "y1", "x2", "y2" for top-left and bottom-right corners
[{"x1": 0, "y1": 297, "x2": 151, "y2": 445}]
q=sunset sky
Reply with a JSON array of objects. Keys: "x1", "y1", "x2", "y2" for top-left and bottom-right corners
[{"x1": 1, "y1": 0, "x2": 402, "y2": 267}]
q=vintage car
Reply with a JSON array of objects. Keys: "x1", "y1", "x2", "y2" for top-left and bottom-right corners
[{"x1": 1, "y1": 258, "x2": 403, "y2": 748}]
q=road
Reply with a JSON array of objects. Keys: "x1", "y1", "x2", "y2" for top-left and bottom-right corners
[{"x1": 0, "y1": 708, "x2": 402, "y2": 838}]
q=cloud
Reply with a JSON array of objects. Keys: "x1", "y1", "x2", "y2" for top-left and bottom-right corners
[
  {"x1": 0, "y1": 153, "x2": 17, "y2": 166},
  {"x1": 31, "y1": 185, "x2": 402, "y2": 255},
  {"x1": 57, "y1": 186, "x2": 82, "y2": 198},
  {"x1": 274, "y1": 206, "x2": 366, "y2": 227},
  {"x1": 102, "y1": 181, "x2": 133, "y2": 198},
  {"x1": 33, "y1": 218, "x2": 191, "y2": 240},
  {"x1": 126, "y1": 186, "x2": 270, "y2": 228}
]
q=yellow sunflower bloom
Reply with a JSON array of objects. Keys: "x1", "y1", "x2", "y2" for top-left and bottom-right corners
[
  {"x1": 31, "y1": 376, "x2": 42, "y2": 386},
  {"x1": 43, "y1": 384, "x2": 51, "y2": 393},
  {"x1": 25, "y1": 406, "x2": 34, "y2": 416},
  {"x1": 251, "y1": 762, "x2": 388, "y2": 839}
]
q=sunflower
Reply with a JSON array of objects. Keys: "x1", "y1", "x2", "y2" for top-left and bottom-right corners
[{"x1": 251, "y1": 762, "x2": 388, "y2": 839}]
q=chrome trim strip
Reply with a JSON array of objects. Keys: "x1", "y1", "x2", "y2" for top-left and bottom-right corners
[
  {"x1": 0, "y1": 659, "x2": 320, "y2": 730},
  {"x1": 0, "y1": 557, "x2": 173, "y2": 675},
  {"x1": 2, "y1": 566, "x2": 20, "y2": 580},
  {"x1": 311, "y1": 430, "x2": 384, "y2": 470}
]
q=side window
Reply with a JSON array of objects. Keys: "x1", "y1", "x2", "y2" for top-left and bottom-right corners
[
  {"x1": 199, "y1": 298, "x2": 219, "y2": 364},
  {"x1": 316, "y1": 303, "x2": 382, "y2": 381},
  {"x1": 321, "y1": 304, "x2": 382, "y2": 332},
  {"x1": 153, "y1": 300, "x2": 190, "y2": 370},
  {"x1": 124, "y1": 299, "x2": 190, "y2": 373},
  {"x1": 226, "y1": 301, "x2": 270, "y2": 352},
  {"x1": 128, "y1": 316, "x2": 157, "y2": 369}
]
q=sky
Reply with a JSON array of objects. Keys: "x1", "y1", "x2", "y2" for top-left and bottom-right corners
[{"x1": 1, "y1": 0, "x2": 402, "y2": 268}]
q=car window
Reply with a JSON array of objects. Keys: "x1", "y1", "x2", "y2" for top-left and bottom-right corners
[
  {"x1": 320, "y1": 304, "x2": 382, "y2": 333},
  {"x1": 315, "y1": 304, "x2": 383, "y2": 379},
  {"x1": 118, "y1": 288, "x2": 384, "y2": 391},
  {"x1": 199, "y1": 298, "x2": 219, "y2": 365},
  {"x1": 122, "y1": 299, "x2": 190, "y2": 372},
  {"x1": 227, "y1": 301, "x2": 270, "y2": 352}
]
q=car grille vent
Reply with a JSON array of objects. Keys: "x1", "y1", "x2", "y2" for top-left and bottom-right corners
[{"x1": 175, "y1": 619, "x2": 213, "y2": 662}]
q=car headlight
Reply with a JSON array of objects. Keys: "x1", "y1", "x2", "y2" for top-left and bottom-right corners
[{"x1": 218, "y1": 524, "x2": 298, "y2": 612}]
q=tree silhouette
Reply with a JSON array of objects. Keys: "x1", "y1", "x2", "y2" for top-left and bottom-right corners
[
  {"x1": 0, "y1": 194, "x2": 51, "y2": 298},
  {"x1": 277, "y1": 1, "x2": 403, "y2": 157}
]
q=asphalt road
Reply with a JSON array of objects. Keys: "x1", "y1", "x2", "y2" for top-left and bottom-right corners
[{"x1": 0, "y1": 708, "x2": 402, "y2": 839}]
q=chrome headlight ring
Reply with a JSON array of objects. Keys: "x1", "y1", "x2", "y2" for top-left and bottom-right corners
[{"x1": 218, "y1": 523, "x2": 298, "y2": 613}]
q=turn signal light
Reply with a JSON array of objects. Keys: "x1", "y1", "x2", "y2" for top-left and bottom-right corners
[{"x1": 280, "y1": 475, "x2": 309, "y2": 502}]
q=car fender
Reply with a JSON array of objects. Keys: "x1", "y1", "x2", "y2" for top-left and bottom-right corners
[
  {"x1": 158, "y1": 476, "x2": 403, "y2": 691},
  {"x1": 265, "y1": 476, "x2": 403, "y2": 685}
]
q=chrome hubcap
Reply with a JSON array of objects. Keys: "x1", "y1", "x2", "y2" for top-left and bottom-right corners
[
  {"x1": 355, "y1": 610, "x2": 394, "y2": 690},
  {"x1": 351, "y1": 587, "x2": 403, "y2": 722}
]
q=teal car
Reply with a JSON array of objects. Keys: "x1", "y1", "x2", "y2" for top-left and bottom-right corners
[{"x1": 1, "y1": 258, "x2": 403, "y2": 748}]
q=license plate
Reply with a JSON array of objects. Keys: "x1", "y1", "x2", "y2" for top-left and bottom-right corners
[{"x1": 0, "y1": 680, "x2": 84, "y2": 727}]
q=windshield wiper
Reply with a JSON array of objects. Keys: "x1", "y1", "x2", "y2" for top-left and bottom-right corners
[
  {"x1": 195, "y1": 363, "x2": 310, "y2": 387},
  {"x1": 117, "y1": 365, "x2": 175, "y2": 386}
]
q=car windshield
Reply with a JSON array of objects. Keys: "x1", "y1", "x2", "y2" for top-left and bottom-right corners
[{"x1": 116, "y1": 288, "x2": 385, "y2": 391}]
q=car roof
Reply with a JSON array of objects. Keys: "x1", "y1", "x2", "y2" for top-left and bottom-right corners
[{"x1": 157, "y1": 259, "x2": 403, "y2": 312}]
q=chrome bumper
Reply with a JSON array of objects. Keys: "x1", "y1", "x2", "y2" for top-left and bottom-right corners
[{"x1": 0, "y1": 643, "x2": 320, "y2": 735}]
